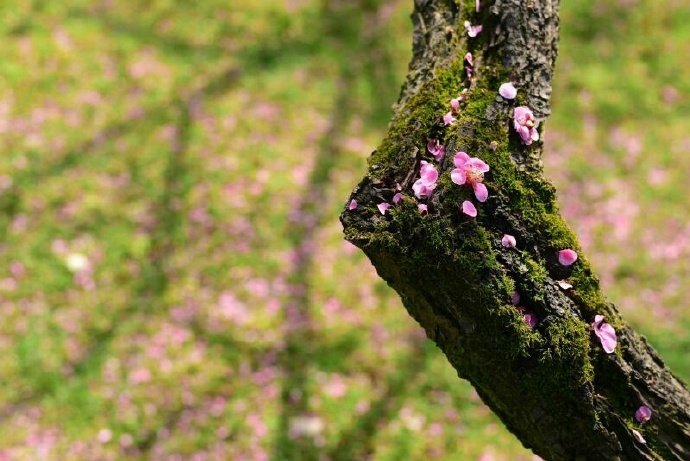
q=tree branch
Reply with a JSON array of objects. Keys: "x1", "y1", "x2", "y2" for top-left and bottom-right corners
[{"x1": 341, "y1": 0, "x2": 690, "y2": 459}]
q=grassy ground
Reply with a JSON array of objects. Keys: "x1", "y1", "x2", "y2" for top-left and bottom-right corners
[{"x1": 0, "y1": 0, "x2": 688, "y2": 459}]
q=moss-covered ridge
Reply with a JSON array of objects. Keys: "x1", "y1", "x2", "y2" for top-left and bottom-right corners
[{"x1": 340, "y1": 15, "x2": 637, "y2": 457}]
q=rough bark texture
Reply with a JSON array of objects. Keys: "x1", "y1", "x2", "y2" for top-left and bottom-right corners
[{"x1": 340, "y1": 0, "x2": 690, "y2": 459}]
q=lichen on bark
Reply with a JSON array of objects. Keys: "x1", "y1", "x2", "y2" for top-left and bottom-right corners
[{"x1": 341, "y1": 0, "x2": 690, "y2": 459}]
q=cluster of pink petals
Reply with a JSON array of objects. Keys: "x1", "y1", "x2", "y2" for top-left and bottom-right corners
[
  {"x1": 464, "y1": 21, "x2": 483, "y2": 38},
  {"x1": 635, "y1": 405, "x2": 652, "y2": 424},
  {"x1": 592, "y1": 315, "x2": 617, "y2": 353},
  {"x1": 464, "y1": 53, "x2": 474, "y2": 78},
  {"x1": 501, "y1": 234, "x2": 516, "y2": 248},
  {"x1": 558, "y1": 249, "x2": 578, "y2": 266},
  {"x1": 427, "y1": 139, "x2": 445, "y2": 161},
  {"x1": 412, "y1": 161, "x2": 439, "y2": 199},
  {"x1": 451, "y1": 152, "x2": 490, "y2": 202},
  {"x1": 461, "y1": 200, "x2": 477, "y2": 217},
  {"x1": 499, "y1": 82, "x2": 517, "y2": 100},
  {"x1": 377, "y1": 202, "x2": 390, "y2": 215},
  {"x1": 513, "y1": 106, "x2": 539, "y2": 145}
]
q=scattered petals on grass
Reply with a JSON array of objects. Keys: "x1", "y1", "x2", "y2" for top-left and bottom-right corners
[
  {"x1": 427, "y1": 139, "x2": 445, "y2": 161},
  {"x1": 392, "y1": 193, "x2": 403, "y2": 204},
  {"x1": 451, "y1": 152, "x2": 490, "y2": 202},
  {"x1": 592, "y1": 315, "x2": 617, "y2": 353},
  {"x1": 632, "y1": 429, "x2": 646, "y2": 444},
  {"x1": 377, "y1": 202, "x2": 390, "y2": 215},
  {"x1": 501, "y1": 234, "x2": 516, "y2": 248},
  {"x1": 499, "y1": 82, "x2": 517, "y2": 100},
  {"x1": 558, "y1": 249, "x2": 578, "y2": 266},
  {"x1": 348, "y1": 199, "x2": 358, "y2": 210},
  {"x1": 464, "y1": 21, "x2": 483, "y2": 38},
  {"x1": 635, "y1": 405, "x2": 652, "y2": 423},
  {"x1": 513, "y1": 106, "x2": 540, "y2": 145},
  {"x1": 461, "y1": 200, "x2": 477, "y2": 217}
]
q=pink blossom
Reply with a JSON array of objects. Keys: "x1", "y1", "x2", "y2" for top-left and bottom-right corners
[
  {"x1": 377, "y1": 202, "x2": 390, "y2": 215},
  {"x1": 443, "y1": 111, "x2": 457, "y2": 126},
  {"x1": 451, "y1": 151, "x2": 490, "y2": 202},
  {"x1": 499, "y1": 82, "x2": 517, "y2": 100},
  {"x1": 412, "y1": 161, "x2": 439, "y2": 199},
  {"x1": 348, "y1": 199, "x2": 358, "y2": 210},
  {"x1": 501, "y1": 234, "x2": 516, "y2": 248},
  {"x1": 635, "y1": 405, "x2": 652, "y2": 424},
  {"x1": 427, "y1": 139, "x2": 445, "y2": 161},
  {"x1": 392, "y1": 193, "x2": 403, "y2": 204},
  {"x1": 464, "y1": 21, "x2": 483, "y2": 38},
  {"x1": 513, "y1": 106, "x2": 539, "y2": 145},
  {"x1": 418, "y1": 204, "x2": 428, "y2": 215},
  {"x1": 592, "y1": 315, "x2": 617, "y2": 353},
  {"x1": 511, "y1": 291, "x2": 520, "y2": 305},
  {"x1": 519, "y1": 307, "x2": 538, "y2": 328},
  {"x1": 558, "y1": 249, "x2": 578, "y2": 266},
  {"x1": 461, "y1": 200, "x2": 477, "y2": 217}
]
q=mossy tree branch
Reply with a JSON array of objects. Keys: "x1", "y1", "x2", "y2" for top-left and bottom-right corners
[{"x1": 340, "y1": 0, "x2": 690, "y2": 459}]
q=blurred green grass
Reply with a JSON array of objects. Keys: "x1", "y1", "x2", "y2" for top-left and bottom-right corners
[{"x1": 0, "y1": 0, "x2": 688, "y2": 459}]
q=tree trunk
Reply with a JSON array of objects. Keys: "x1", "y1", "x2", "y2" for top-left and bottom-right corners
[{"x1": 340, "y1": 0, "x2": 690, "y2": 459}]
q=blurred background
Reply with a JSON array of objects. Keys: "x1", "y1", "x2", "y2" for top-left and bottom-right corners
[{"x1": 0, "y1": 0, "x2": 688, "y2": 459}]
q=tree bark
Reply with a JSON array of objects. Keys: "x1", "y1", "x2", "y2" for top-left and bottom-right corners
[{"x1": 340, "y1": 0, "x2": 690, "y2": 459}]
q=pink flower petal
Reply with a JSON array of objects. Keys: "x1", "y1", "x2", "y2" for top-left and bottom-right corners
[
  {"x1": 511, "y1": 291, "x2": 520, "y2": 305},
  {"x1": 418, "y1": 204, "x2": 428, "y2": 215},
  {"x1": 461, "y1": 200, "x2": 477, "y2": 217},
  {"x1": 464, "y1": 52, "x2": 473, "y2": 67},
  {"x1": 592, "y1": 315, "x2": 617, "y2": 353},
  {"x1": 523, "y1": 311, "x2": 538, "y2": 328},
  {"x1": 450, "y1": 98, "x2": 461, "y2": 112},
  {"x1": 464, "y1": 21, "x2": 483, "y2": 38},
  {"x1": 443, "y1": 111, "x2": 457, "y2": 126},
  {"x1": 419, "y1": 161, "x2": 439, "y2": 183},
  {"x1": 377, "y1": 202, "x2": 390, "y2": 215},
  {"x1": 473, "y1": 182, "x2": 488, "y2": 202},
  {"x1": 501, "y1": 234, "x2": 516, "y2": 248},
  {"x1": 348, "y1": 199, "x2": 358, "y2": 210},
  {"x1": 558, "y1": 249, "x2": 578, "y2": 266},
  {"x1": 635, "y1": 405, "x2": 652, "y2": 424},
  {"x1": 412, "y1": 179, "x2": 436, "y2": 199},
  {"x1": 467, "y1": 157, "x2": 490, "y2": 173},
  {"x1": 453, "y1": 151, "x2": 470, "y2": 168},
  {"x1": 499, "y1": 82, "x2": 517, "y2": 100},
  {"x1": 451, "y1": 168, "x2": 467, "y2": 185},
  {"x1": 392, "y1": 193, "x2": 403, "y2": 204},
  {"x1": 427, "y1": 139, "x2": 445, "y2": 161}
]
